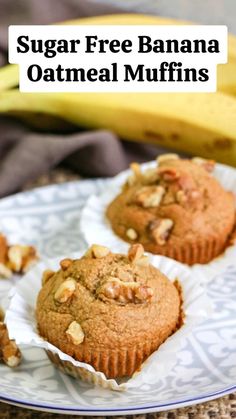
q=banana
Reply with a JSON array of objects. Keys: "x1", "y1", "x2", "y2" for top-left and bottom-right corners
[
  {"x1": 0, "y1": 64, "x2": 18, "y2": 91},
  {"x1": 1, "y1": 13, "x2": 236, "y2": 166},
  {"x1": 64, "y1": 14, "x2": 236, "y2": 64},
  {"x1": 0, "y1": 89, "x2": 236, "y2": 165},
  {"x1": 217, "y1": 62, "x2": 236, "y2": 96},
  {"x1": 0, "y1": 14, "x2": 236, "y2": 94}
]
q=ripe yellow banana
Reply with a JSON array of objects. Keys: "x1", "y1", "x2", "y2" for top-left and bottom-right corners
[
  {"x1": 0, "y1": 14, "x2": 236, "y2": 94},
  {"x1": 0, "y1": 64, "x2": 19, "y2": 91},
  {"x1": 0, "y1": 89, "x2": 236, "y2": 165},
  {"x1": 65, "y1": 14, "x2": 236, "y2": 63},
  {"x1": 217, "y1": 62, "x2": 236, "y2": 96}
]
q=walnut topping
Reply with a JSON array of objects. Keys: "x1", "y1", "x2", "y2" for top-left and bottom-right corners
[
  {"x1": 127, "y1": 162, "x2": 142, "y2": 186},
  {"x1": 54, "y1": 278, "x2": 77, "y2": 303},
  {"x1": 126, "y1": 228, "x2": 138, "y2": 241},
  {"x1": 177, "y1": 174, "x2": 201, "y2": 202},
  {"x1": 135, "y1": 285, "x2": 154, "y2": 302},
  {"x1": 176, "y1": 190, "x2": 188, "y2": 204},
  {"x1": 130, "y1": 162, "x2": 142, "y2": 178},
  {"x1": 176, "y1": 187, "x2": 200, "y2": 204},
  {"x1": 189, "y1": 190, "x2": 201, "y2": 200},
  {"x1": 42, "y1": 269, "x2": 55, "y2": 286},
  {"x1": 116, "y1": 269, "x2": 133, "y2": 282},
  {"x1": 0, "y1": 307, "x2": 4, "y2": 322},
  {"x1": 0, "y1": 262, "x2": 12, "y2": 279},
  {"x1": 128, "y1": 244, "x2": 144, "y2": 263},
  {"x1": 158, "y1": 167, "x2": 180, "y2": 182},
  {"x1": 0, "y1": 322, "x2": 22, "y2": 368},
  {"x1": 192, "y1": 157, "x2": 215, "y2": 173},
  {"x1": 135, "y1": 255, "x2": 150, "y2": 266},
  {"x1": 8, "y1": 245, "x2": 38, "y2": 273},
  {"x1": 149, "y1": 219, "x2": 174, "y2": 245},
  {"x1": 60, "y1": 258, "x2": 73, "y2": 271},
  {"x1": 142, "y1": 168, "x2": 160, "y2": 184},
  {"x1": 66, "y1": 321, "x2": 84, "y2": 345},
  {"x1": 178, "y1": 173, "x2": 198, "y2": 192},
  {"x1": 135, "y1": 186, "x2": 165, "y2": 208},
  {"x1": 85, "y1": 244, "x2": 110, "y2": 259},
  {"x1": 162, "y1": 193, "x2": 176, "y2": 205},
  {"x1": 157, "y1": 154, "x2": 179, "y2": 165},
  {"x1": 8, "y1": 246, "x2": 22, "y2": 272},
  {"x1": 97, "y1": 277, "x2": 153, "y2": 304},
  {"x1": 0, "y1": 234, "x2": 8, "y2": 265}
]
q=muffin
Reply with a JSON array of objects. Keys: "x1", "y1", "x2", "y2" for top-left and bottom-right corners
[
  {"x1": 36, "y1": 244, "x2": 181, "y2": 379},
  {"x1": 106, "y1": 155, "x2": 235, "y2": 265}
]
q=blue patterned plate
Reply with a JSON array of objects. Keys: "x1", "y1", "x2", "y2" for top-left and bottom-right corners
[{"x1": 0, "y1": 180, "x2": 235, "y2": 415}]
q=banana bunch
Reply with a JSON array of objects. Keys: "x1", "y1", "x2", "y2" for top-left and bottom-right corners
[{"x1": 0, "y1": 14, "x2": 236, "y2": 165}]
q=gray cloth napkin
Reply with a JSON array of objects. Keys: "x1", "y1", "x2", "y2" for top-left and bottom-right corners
[{"x1": 0, "y1": 0, "x2": 163, "y2": 197}]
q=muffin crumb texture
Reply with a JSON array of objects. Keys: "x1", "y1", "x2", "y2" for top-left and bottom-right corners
[
  {"x1": 36, "y1": 245, "x2": 181, "y2": 379},
  {"x1": 106, "y1": 155, "x2": 235, "y2": 265}
]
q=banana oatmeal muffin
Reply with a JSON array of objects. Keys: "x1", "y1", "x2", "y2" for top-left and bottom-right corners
[
  {"x1": 36, "y1": 244, "x2": 181, "y2": 379},
  {"x1": 106, "y1": 155, "x2": 235, "y2": 265}
]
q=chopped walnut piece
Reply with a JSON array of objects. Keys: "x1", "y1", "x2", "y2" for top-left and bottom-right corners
[
  {"x1": 192, "y1": 157, "x2": 215, "y2": 173},
  {"x1": 85, "y1": 244, "x2": 110, "y2": 259},
  {"x1": 177, "y1": 175, "x2": 201, "y2": 202},
  {"x1": 8, "y1": 245, "x2": 38, "y2": 274},
  {"x1": 0, "y1": 322, "x2": 22, "y2": 368},
  {"x1": 130, "y1": 162, "x2": 142, "y2": 178},
  {"x1": 127, "y1": 162, "x2": 142, "y2": 186},
  {"x1": 0, "y1": 307, "x2": 4, "y2": 322},
  {"x1": 158, "y1": 167, "x2": 180, "y2": 182},
  {"x1": 162, "y1": 192, "x2": 176, "y2": 206},
  {"x1": 0, "y1": 234, "x2": 8, "y2": 265},
  {"x1": 176, "y1": 190, "x2": 188, "y2": 204},
  {"x1": 135, "y1": 285, "x2": 154, "y2": 302},
  {"x1": 157, "y1": 154, "x2": 179, "y2": 165},
  {"x1": 60, "y1": 258, "x2": 73, "y2": 271},
  {"x1": 135, "y1": 186, "x2": 165, "y2": 208},
  {"x1": 8, "y1": 246, "x2": 22, "y2": 272},
  {"x1": 66, "y1": 321, "x2": 84, "y2": 345},
  {"x1": 142, "y1": 168, "x2": 160, "y2": 184},
  {"x1": 98, "y1": 277, "x2": 153, "y2": 304},
  {"x1": 42, "y1": 269, "x2": 55, "y2": 286},
  {"x1": 0, "y1": 263, "x2": 12, "y2": 279},
  {"x1": 116, "y1": 269, "x2": 133, "y2": 282},
  {"x1": 178, "y1": 174, "x2": 197, "y2": 192},
  {"x1": 149, "y1": 219, "x2": 174, "y2": 245},
  {"x1": 128, "y1": 244, "x2": 144, "y2": 263},
  {"x1": 54, "y1": 278, "x2": 77, "y2": 303},
  {"x1": 126, "y1": 228, "x2": 138, "y2": 241},
  {"x1": 135, "y1": 255, "x2": 150, "y2": 266},
  {"x1": 189, "y1": 190, "x2": 201, "y2": 200}
]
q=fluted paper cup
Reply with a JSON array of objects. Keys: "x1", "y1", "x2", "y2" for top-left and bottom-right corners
[{"x1": 5, "y1": 250, "x2": 208, "y2": 391}]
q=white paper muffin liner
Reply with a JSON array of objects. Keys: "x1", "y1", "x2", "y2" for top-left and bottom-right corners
[
  {"x1": 5, "y1": 250, "x2": 209, "y2": 391},
  {"x1": 80, "y1": 161, "x2": 236, "y2": 282}
]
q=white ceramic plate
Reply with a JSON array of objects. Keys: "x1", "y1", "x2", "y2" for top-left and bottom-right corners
[{"x1": 0, "y1": 179, "x2": 236, "y2": 415}]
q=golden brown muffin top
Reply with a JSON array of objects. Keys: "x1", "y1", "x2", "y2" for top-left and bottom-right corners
[
  {"x1": 112, "y1": 155, "x2": 235, "y2": 246},
  {"x1": 37, "y1": 244, "x2": 180, "y2": 350}
]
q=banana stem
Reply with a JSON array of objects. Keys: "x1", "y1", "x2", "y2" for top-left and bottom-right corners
[{"x1": 0, "y1": 64, "x2": 19, "y2": 91}]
